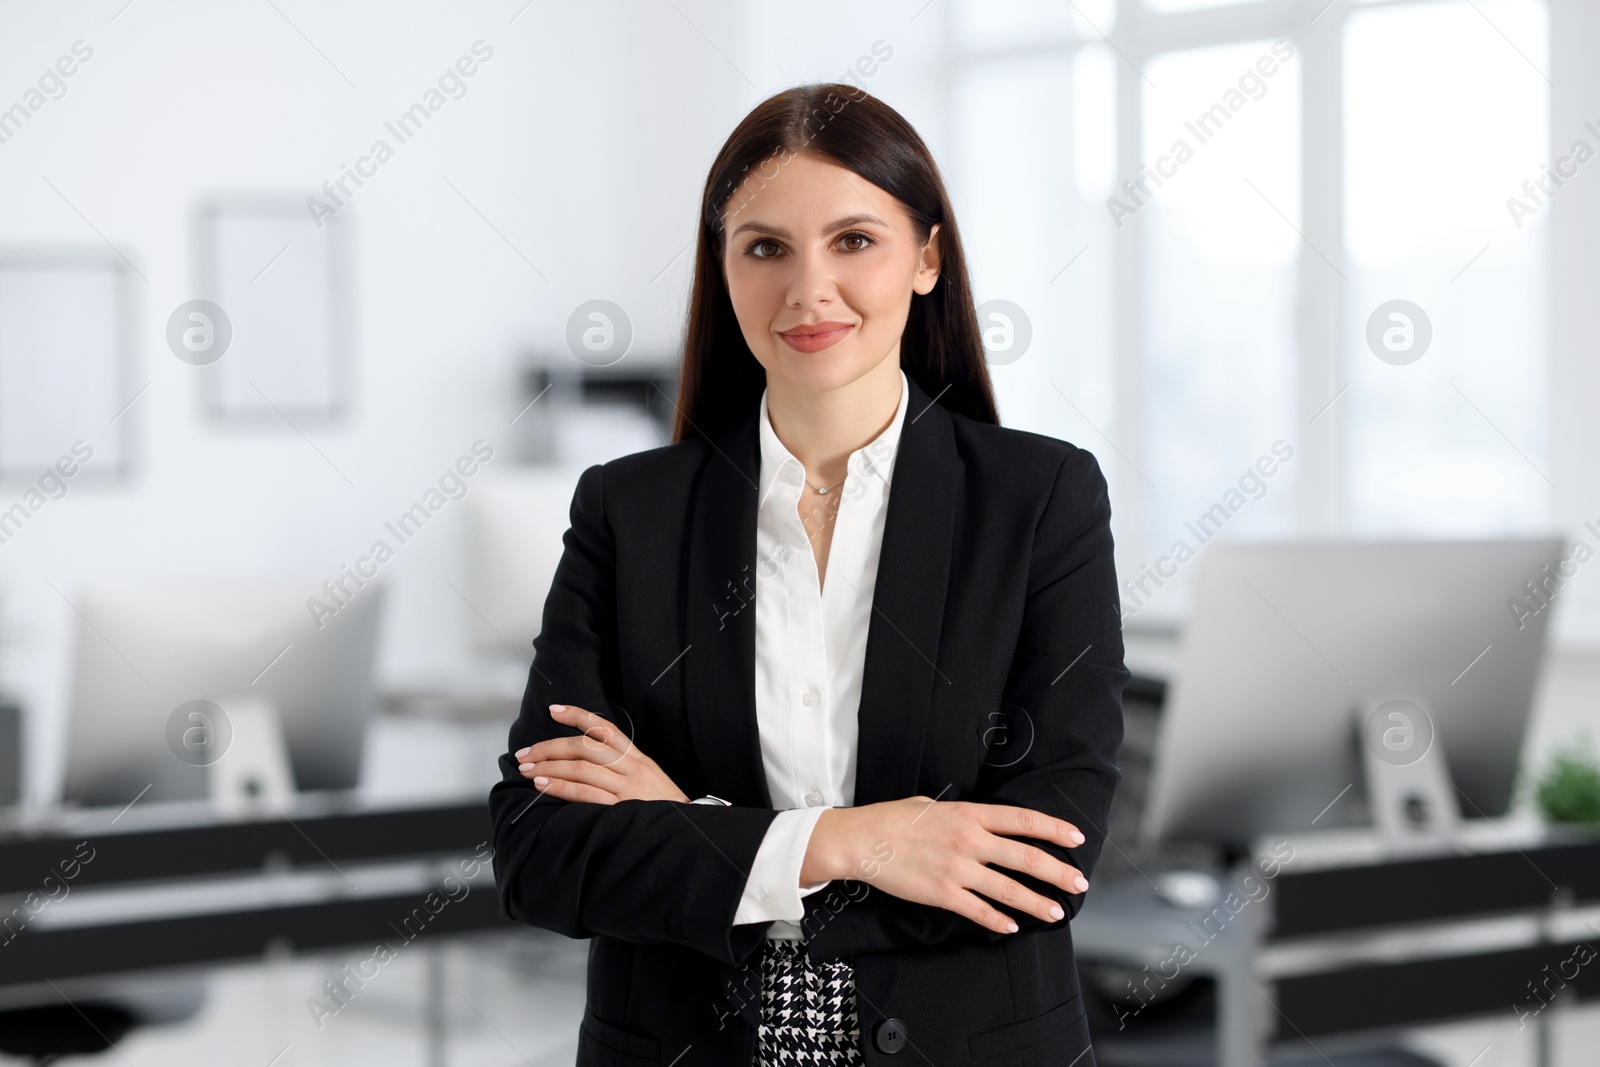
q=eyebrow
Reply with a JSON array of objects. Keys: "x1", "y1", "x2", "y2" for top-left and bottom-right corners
[{"x1": 727, "y1": 213, "x2": 888, "y2": 241}]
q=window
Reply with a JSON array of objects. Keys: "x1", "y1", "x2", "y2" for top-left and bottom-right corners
[
  {"x1": 1343, "y1": 0, "x2": 1550, "y2": 535},
  {"x1": 952, "y1": 43, "x2": 1117, "y2": 467},
  {"x1": 950, "y1": 0, "x2": 1551, "y2": 621},
  {"x1": 1141, "y1": 41, "x2": 1300, "y2": 560}
]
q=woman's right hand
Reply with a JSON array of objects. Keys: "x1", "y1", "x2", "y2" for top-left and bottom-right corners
[{"x1": 799, "y1": 797, "x2": 1090, "y2": 934}]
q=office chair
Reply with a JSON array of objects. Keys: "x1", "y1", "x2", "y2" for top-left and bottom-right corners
[{"x1": 0, "y1": 1002, "x2": 139, "y2": 1064}]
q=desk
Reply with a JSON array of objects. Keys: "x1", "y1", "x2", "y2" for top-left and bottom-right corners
[
  {"x1": 0, "y1": 795, "x2": 511, "y2": 998},
  {"x1": 1073, "y1": 824, "x2": 1600, "y2": 1066}
]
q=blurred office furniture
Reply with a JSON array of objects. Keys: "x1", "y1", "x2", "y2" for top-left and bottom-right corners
[
  {"x1": 1143, "y1": 537, "x2": 1563, "y2": 849},
  {"x1": 374, "y1": 464, "x2": 586, "y2": 724},
  {"x1": 0, "y1": 976, "x2": 203, "y2": 1065},
  {"x1": 205, "y1": 691, "x2": 299, "y2": 818},
  {"x1": 1079, "y1": 815, "x2": 1600, "y2": 1067},
  {"x1": 1079, "y1": 538, "x2": 1575, "y2": 1067},
  {"x1": 407, "y1": 357, "x2": 674, "y2": 715},
  {"x1": 196, "y1": 194, "x2": 352, "y2": 424},
  {"x1": 0, "y1": 248, "x2": 136, "y2": 479},
  {"x1": 511, "y1": 358, "x2": 675, "y2": 465},
  {"x1": 0, "y1": 793, "x2": 505, "y2": 1065},
  {"x1": 5, "y1": 694, "x2": 509, "y2": 1063},
  {"x1": 0, "y1": 695, "x2": 19, "y2": 809},
  {"x1": 61, "y1": 576, "x2": 385, "y2": 807},
  {"x1": 464, "y1": 466, "x2": 580, "y2": 662},
  {"x1": 390, "y1": 358, "x2": 677, "y2": 719}
]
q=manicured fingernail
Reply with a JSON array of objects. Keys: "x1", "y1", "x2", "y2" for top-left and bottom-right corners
[
  {"x1": 1070, "y1": 832, "x2": 1084, "y2": 845},
  {"x1": 1074, "y1": 877, "x2": 1088, "y2": 892},
  {"x1": 519, "y1": 763, "x2": 534, "y2": 772},
  {"x1": 549, "y1": 704, "x2": 566, "y2": 712},
  {"x1": 515, "y1": 748, "x2": 529, "y2": 759},
  {"x1": 1049, "y1": 904, "x2": 1064, "y2": 920},
  {"x1": 1005, "y1": 921, "x2": 1019, "y2": 933},
  {"x1": 534, "y1": 776, "x2": 549, "y2": 786}
]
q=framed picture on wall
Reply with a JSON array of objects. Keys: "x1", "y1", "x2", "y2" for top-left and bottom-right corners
[
  {"x1": 0, "y1": 247, "x2": 138, "y2": 481},
  {"x1": 194, "y1": 193, "x2": 353, "y2": 424}
]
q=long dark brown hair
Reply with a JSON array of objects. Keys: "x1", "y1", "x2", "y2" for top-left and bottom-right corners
[{"x1": 669, "y1": 82, "x2": 998, "y2": 446}]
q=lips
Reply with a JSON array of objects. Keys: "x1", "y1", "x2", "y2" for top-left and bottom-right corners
[{"x1": 778, "y1": 322, "x2": 854, "y2": 353}]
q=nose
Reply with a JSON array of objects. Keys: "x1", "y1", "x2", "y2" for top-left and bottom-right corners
[{"x1": 784, "y1": 245, "x2": 838, "y2": 310}]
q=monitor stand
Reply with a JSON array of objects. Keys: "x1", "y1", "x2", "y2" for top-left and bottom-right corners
[
  {"x1": 208, "y1": 694, "x2": 297, "y2": 818},
  {"x1": 1356, "y1": 698, "x2": 1461, "y2": 856}
]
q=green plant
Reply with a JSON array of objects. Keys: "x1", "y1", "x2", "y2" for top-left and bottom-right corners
[{"x1": 1534, "y1": 737, "x2": 1600, "y2": 826}]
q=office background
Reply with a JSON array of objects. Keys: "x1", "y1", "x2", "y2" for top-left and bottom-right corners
[{"x1": 1, "y1": 1, "x2": 1599, "y2": 1065}]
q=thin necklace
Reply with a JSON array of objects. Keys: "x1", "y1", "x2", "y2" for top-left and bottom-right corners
[{"x1": 805, "y1": 473, "x2": 847, "y2": 495}]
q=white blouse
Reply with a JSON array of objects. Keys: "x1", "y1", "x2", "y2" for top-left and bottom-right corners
[{"x1": 725, "y1": 368, "x2": 911, "y2": 940}]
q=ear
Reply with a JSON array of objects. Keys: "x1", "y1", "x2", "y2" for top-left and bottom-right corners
[{"x1": 914, "y1": 223, "x2": 942, "y2": 295}]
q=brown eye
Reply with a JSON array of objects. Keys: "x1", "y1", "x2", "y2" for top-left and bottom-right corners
[
  {"x1": 839, "y1": 232, "x2": 874, "y2": 252},
  {"x1": 745, "y1": 239, "x2": 781, "y2": 259}
]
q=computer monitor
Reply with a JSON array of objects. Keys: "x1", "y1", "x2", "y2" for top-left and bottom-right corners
[
  {"x1": 464, "y1": 467, "x2": 577, "y2": 662},
  {"x1": 61, "y1": 576, "x2": 385, "y2": 807},
  {"x1": 1140, "y1": 537, "x2": 1564, "y2": 851}
]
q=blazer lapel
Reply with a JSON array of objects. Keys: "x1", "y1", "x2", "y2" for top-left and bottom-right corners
[
  {"x1": 849, "y1": 374, "x2": 956, "y2": 806},
  {"x1": 683, "y1": 372, "x2": 958, "y2": 812},
  {"x1": 684, "y1": 399, "x2": 770, "y2": 808}
]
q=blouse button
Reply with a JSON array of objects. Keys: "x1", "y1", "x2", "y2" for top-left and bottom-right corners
[
  {"x1": 804, "y1": 791, "x2": 824, "y2": 807},
  {"x1": 802, "y1": 689, "x2": 820, "y2": 706}
]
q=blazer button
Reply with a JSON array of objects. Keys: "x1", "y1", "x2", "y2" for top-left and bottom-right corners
[{"x1": 872, "y1": 1017, "x2": 907, "y2": 1054}]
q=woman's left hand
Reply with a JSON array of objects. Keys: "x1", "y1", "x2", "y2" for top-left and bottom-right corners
[{"x1": 514, "y1": 703, "x2": 691, "y2": 805}]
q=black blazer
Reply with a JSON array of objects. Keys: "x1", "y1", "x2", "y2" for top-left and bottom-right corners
[{"x1": 490, "y1": 371, "x2": 1129, "y2": 1066}]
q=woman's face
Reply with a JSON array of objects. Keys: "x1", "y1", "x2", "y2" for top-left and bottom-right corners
[{"x1": 719, "y1": 151, "x2": 940, "y2": 397}]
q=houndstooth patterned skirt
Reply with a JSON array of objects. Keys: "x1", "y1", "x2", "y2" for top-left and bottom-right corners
[{"x1": 753, "y1": 938, "x2": 866, "y2": 1065}]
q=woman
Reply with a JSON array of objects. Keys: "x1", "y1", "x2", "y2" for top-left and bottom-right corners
[{"x1": 490, "y1": 83, "x2": 1128, "y2": 1066}]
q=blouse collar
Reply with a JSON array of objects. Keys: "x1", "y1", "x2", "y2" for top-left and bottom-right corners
[{"x1": 756, "y1": 367, "x2": 910, "y2": 510}]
